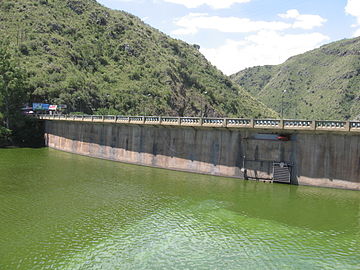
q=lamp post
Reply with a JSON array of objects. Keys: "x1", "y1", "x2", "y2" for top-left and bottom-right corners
[
  {"x1": 143, "y1": 93, "x2": 151, "y2": 116},
  {"x1": 106, "y1": 94, "x2": 110, "y2": 113},
  {"x1": 281, "y1": 90, "x2": 287, "y2": 119},
  {"x1": 200, "y1": 91, "x2": 208, "y2": 117},
  {"x1": 77, "y1": 96, "x2": 81, "y2": 113}
]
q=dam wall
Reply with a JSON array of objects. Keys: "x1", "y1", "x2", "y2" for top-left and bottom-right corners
[{"x1": 44, "y1": 119, "x2": 360, "y2": 190}]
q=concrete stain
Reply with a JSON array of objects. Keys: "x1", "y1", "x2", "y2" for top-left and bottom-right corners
[{"x1": 44, "y1": 121, "x2": 360, "y2": 190}]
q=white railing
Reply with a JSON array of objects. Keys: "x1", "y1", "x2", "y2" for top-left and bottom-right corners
[
  {"x1": 254, "y1": 119, "x2": 281, "y2": 128},
  {"x1": 161, "y1": 117, "x2": 179, "y2": 124},
  {"x1": 180, "y1": 117, "x2": 201, "y2": 125},
  {"x1": 284, "y1": 120, "x2": 312, "y2": 128},
  {"x1": 226, "y1": 118, "x2": 252, "y2": 127},
  {"x1": 35, "y1": 114, "x2": 360, "y2": 133},
  {"x1": 203, "y1": 118, "x2": 225, "y2": 126}
]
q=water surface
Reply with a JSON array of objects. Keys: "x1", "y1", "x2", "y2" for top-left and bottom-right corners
[{"x1": 0, "y1": 148, "x2": 359, "y2": 269}]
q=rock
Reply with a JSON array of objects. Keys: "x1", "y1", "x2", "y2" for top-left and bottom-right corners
[
  {"x1": 67, "y1": 0, "x2": 85, "y2": 15},
  {"x1": 88, "y1": 10, "x2": 109, "y2": 26}
]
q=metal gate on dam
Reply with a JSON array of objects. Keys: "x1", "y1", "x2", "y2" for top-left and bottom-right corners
[{"x1": 38, "y1": 115, "x2": 360, "y2": 190}]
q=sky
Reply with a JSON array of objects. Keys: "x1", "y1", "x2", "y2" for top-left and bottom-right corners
[{"x1": 97, "y1": 0, "x2": 360, "y2": 75}]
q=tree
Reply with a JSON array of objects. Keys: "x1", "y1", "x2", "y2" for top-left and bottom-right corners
[
  {"x1": 0, "y1": 125, "x2": 11, "y2": 147},
  {"x1": 0, "y1": 44, "x2": 28, "y2": 129}
]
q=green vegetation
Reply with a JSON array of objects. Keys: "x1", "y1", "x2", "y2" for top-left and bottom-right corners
[
  {"x1": 0, "y1": 125, "x2": 11, "y2": 147},
  {"x1": 0, "y1": 44, "x2": 25, "y2": 146},
  {"x1": 0, "y1": 43, "x2": 44, "y2": 147},
  {"x1": 0, "y1": 44, "x2": 28, "y2": 129},
  {"x1": 0, "y1": 0, "x2": 276, "y2": 118},
  {"x1": 231, "y1": 37, "x2": 360, "y2": 120}
]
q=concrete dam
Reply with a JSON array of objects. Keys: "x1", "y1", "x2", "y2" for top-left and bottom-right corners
[{"x1": 40, "y1": 115, "x2": 360, "y2": 190}]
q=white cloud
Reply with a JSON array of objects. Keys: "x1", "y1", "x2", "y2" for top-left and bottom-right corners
[
  {"x1": 345, "y1": 0, "x2": 360, "y2": 37},
  {"x1": 172, "y1": 13, "x2": 291, "y2": 35},
  {"x1": 353, "y1": 28, "x2": 360, "y2": 37},
  {"x1": 161, "y1": 0, "x2": 251, "y2": 9},
  {"x1": 279, "y1": 9, "x2": 327, "y2": 30},
  {"x1": 173, "y1": 10, "x2": 326, "y2": 35},
  {"x1": 345, "y1": 0, "x2": 360, "y2": 24},
  {"x1": 201, "y1": 31, "x2": 330, "y2": 75}
]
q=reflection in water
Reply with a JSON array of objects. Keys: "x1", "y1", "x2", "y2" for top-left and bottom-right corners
[{"x1": 0, "y1": 148, "x2": 359, "y2": 269}]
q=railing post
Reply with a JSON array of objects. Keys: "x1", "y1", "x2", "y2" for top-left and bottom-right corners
[
  {"x1": 344, "y1": 121, "x2": 350, "y2": 132},
  {"x1": 250, "y1": 119, "x2": 255, "y2": 128},
  {"x1": 279, "y1": 119, "x2": 284, "y2": 129},
  {"x1": 200, "y1": 117, "x2": 204, "y2": 126},
  {"x1": 314, "y1": 121, "x2": 318, "y2": 130},
  {"x1": 309, "y1": 120, "x2": 315, "y2": 130},
  {"x1": 350, "y1": 122, "x2": 354, "y2": 132},
  {"x1": 223, "y1": 118, "x2": 227, "y2": 127},
  {"x1": 159, "y1": 116, "x2": 162, "y2": 125},
  {"x1": 178, "y1": 117, "x2": 181, "y2": 126}
]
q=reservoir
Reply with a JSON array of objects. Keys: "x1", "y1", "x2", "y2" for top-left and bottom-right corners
[{"x1": 0, "y1": 148, "x2": 359, "y2": 269}]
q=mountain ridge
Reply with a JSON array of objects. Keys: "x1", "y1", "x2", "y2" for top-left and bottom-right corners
[
  {"x1": 231, "y1": 37, "x2": 360, "y2": 120},
  {"x1": 0, "y1": 0, "x2": 276, "y2": 118}
]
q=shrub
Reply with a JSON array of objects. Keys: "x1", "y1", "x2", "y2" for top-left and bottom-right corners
[
  {"x1": 19, "y1": 44, "x2": 29, "y2": 55},
  {"x1": 0, "y1": 126, "x2": 11, "y2": 147}
]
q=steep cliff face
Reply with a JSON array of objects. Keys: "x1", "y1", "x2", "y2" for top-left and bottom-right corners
[
  {"x1": 231, "y1": 37, "x2": 360, "y2": 120},
  {"x1": 0, "y1": 0, "x2": 276, "y2": 118}
]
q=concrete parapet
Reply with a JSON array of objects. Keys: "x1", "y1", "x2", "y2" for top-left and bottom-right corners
[{"x1": 38, "y1": 114, "x2": 360, "y2": 134}]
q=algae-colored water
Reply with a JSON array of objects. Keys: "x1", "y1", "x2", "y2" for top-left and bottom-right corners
[{"x1": 0, "y1": 148, "x2": 359, "y2": 269}]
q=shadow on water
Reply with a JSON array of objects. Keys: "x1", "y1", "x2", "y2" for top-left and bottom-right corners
[
  {"x1": 146, "y1": 168, "x2": 360, "y2": 232},
  {"x1": 31, "y1": 148, "x2": 360, "y2": 232}
]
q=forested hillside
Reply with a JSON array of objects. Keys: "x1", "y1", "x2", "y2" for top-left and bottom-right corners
[{"x1": 0, "y1": 0, "x2": 276, "y2": 118}]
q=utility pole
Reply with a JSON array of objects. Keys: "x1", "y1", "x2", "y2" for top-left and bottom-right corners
[
  {"x1": 143, "y1": 93, "x2": 151, "y2": 116},
  {"x1": 4, "y1": 94, "x2": 9, "y2": 129},
  {"x1": 77, "y1": 96, "x2": 81, "y2": 113},
  {"x1": 281, "y1": 90, "x2": 287, "y2": 119},
  {"x1": 200, "y1": 91, "x2": 207, "y2": 117}
]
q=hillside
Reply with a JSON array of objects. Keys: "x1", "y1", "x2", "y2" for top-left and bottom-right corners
[
  {"x1": 0, "y1": 0, "x2": 276, "y2": 118},
  {"x1": 231, "y1": 37, "x2": 360, "y2": 120}
]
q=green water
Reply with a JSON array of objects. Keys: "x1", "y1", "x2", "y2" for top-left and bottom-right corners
[{"x1": 0, "y1": 148, "x2": 359, "y2": 269}]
